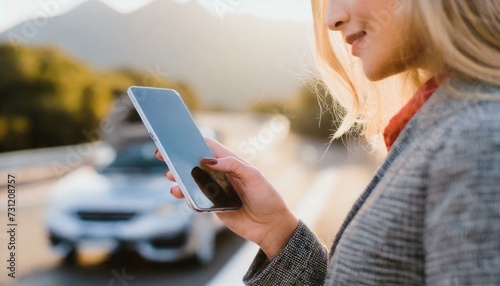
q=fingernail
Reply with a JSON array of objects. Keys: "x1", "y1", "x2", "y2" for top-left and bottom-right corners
[
  {"x1": 164, "y1": 170, "x2": 169, "y2": 177},
  {"x1": 201, "y1": 158, "x2": 218, "y2": 165},
  {"x1": 155, "y1": 149, "x2": 159, "y2": 155}
]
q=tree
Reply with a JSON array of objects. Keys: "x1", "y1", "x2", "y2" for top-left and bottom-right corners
[
  {"x1": 0, "y1": 43, "x2": 200, "y2": 152},
  {"x1": 250, "y1": 80, "x2": 359, "y2": 142}
]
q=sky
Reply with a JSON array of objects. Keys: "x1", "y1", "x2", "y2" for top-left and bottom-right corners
[{"x1": 0, "y1": 0, "x2": 312, "y2": 33}]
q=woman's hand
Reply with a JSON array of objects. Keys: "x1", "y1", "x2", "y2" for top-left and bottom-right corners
[{"x1": 155, "y1": 137, "x2": 299, "y2": 260}]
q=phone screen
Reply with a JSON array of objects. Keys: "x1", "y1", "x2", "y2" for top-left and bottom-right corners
[{"x1": 128, "y1": 87, "x2": 242, "y2": 212}]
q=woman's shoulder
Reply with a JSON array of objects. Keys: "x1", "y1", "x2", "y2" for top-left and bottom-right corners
[
  {"x1": 439, "y1": 78, "x2": 500, "y2": 134},
  {"x1": 416, "y1": 77, "x2": 500, "y2": 133},
  {"x1": 396, "y1": 77, "x2": 500, "y2": 173},
  {"x1": 421, "y1": 78, "x2": 500, "y2": 173}
]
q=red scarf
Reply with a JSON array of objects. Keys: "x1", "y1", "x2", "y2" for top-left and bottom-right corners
[{"x1": 383, "y1": 78, "x2": 440, "y2": 151}]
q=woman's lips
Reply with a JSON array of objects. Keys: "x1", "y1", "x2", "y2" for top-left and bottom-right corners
[{"x1": 351, "y1": 34, "x2": 366, "y2": 57}]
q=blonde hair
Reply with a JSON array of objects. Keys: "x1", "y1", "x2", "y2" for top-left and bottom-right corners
[{"x1": 312, "y1": 0, "x2": 500, "y2": 147}]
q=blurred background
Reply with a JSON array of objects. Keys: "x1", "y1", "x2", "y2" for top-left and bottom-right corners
[{"x1": 0, "y1": 1, "x2": 379, "y2": 285}]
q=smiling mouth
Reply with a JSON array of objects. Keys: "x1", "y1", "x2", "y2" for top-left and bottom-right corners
[{"x1": 346, "y1": 32, "x2": 366, "y2": 57}]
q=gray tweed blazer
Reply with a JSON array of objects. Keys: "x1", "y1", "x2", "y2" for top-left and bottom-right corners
[{"x1": 243, "y1": 78, "x2": 500, "y2": 285}]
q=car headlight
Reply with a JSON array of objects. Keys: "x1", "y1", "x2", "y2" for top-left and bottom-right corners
[{"x1": 154, "y1": 203, "x2": 177, "y2": 216}]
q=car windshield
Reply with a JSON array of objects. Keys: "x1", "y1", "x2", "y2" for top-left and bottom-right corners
[{"x1": 99, "y1": 141, "x2": 166, "y2": 173}]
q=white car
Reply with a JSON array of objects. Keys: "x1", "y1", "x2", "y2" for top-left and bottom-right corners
[{"x1": 45, "y1": 140, "x2": 219, "y2": 264}]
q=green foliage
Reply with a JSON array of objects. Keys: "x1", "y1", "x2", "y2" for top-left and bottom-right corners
[
  {"x1": 115, "y1": 68, "x2": 200, "y2": 111},
  {"x1": 0, "y1": 43, "x2": 199, "y2": 152},
  {"x1": 250, "y1": 80, "x2": 354, "y2": 141}
]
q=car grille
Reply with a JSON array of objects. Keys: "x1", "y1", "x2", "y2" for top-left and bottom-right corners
[
  {"x1": 76, "y1": 211, "x2": 137, "y2": 222},
  {"x1": 150, "y1": 231, "x2": 188, "y2": 249}
]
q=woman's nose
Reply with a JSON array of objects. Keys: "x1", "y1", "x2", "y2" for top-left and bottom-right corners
[{"x1": 326, "y1": 0, "x2": 349, "y2": 31}]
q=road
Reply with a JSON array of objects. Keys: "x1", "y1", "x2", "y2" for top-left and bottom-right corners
[{"x1": 0, "y1": 113, "x2": 378, "y2": 286}]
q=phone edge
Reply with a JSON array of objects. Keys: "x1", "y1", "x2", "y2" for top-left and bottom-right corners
[{"x1": 127, "y1": 86, "x2": 209, "y2": 213}]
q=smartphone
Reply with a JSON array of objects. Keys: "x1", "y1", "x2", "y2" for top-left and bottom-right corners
[{"x1": 127, "y1": 86, "x2": 242, "y2": 212}]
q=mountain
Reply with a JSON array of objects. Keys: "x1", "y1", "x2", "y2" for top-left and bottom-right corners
[{"x1": 0, "y1": 0, "x2": 315, "y2": 109}]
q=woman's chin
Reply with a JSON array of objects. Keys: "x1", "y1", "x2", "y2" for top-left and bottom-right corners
[
  {"x1": 363, "y1": 69, "x2": 387, "y2": 82},
  {"x1": 363, "y1": 65, "x2": 402, "y2": 82}
]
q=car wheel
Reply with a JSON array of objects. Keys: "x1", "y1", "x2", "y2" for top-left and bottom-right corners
[
  {"x1": 49, "y1": 232, "x2": 78, "y2": 265},
  {"x1": 61, "y1": 248, "x2": 78, "y2": 265},
  {"x1": 195, "y1": 225, "x2": 216, "y2": 265}
]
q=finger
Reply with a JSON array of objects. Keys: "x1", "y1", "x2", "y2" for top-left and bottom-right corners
[
  {"x1": 170, "y1": 185, "x2": 184, "y2": 199},
  {"x1": 165, "y1": 170, "x2": 176, "y2": 182},
  {"x1": 201, "y1": 156, "x2": 257, "y2": 181},
  {"x1": 155, "y1": 148, "x2": 164, "y2": 161},
  {"x1": 205, "y1": 137, "x2": 249, "y2": 164}
]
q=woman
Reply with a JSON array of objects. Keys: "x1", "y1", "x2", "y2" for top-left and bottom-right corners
[{"x1": 160, "y1": 0, "x2": 500, "y2": 284}]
